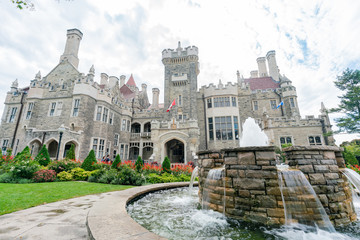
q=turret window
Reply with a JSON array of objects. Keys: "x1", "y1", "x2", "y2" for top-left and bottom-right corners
[
  {"x1": 102, "y1": 108, "x2": 108, "y2": 122},
  {"x1": 49, "y1": 103, "x2": 56, "y2": 116},
  {"x1": 280, "y1": 136, "x2": 292, "y2": 145},
  {"x1": 290, "y1": 98, "x2": 295, "y2": 108},
  {"x1": 9, "y1": 107, "x2": 17, "y2": 123},
  {"x1": 215, "y1": 116, "x2": 233, "y2": 140},
  {"x1": 207, "y1": 98, "x2": 212, "y2": 108},
  {"x1": 72, "y1": 99, "x2": 80, "y2": 117},
  {"x1": 232, "y1": 97, "x2": 237, "y2": 107},
  {"x1": 96, "y1": 106, "x2": 102, "y2": 121},
  {"x1": 208, "y1": 117, "x2": 214, "y2": 140},
  {"x1": 270, "y1": 100, "x2": 277, "y2": 109},
  {"x1": 253, "y1": 101, "x2": 258, "y2": 111},
  {"x1": 309, "y1": 136, "x2": 322, "y2": 145},
  {"x1": 214, "y1": 97, "x2": 230, "y2": 107},
  {"x1": 233, "y1": 116, "x2": 239, "y2": 140},
  {"x1": 179, "y1": 95, "x2": 182, "y2": 106}
]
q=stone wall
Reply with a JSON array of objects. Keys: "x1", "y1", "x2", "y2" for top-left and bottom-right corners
[
  {"x1": 284, "y1": 146, "x2": 356, "y2": 226},
  {"x1": 198, "y1": 146, "x2": 356, "y2": 227}
]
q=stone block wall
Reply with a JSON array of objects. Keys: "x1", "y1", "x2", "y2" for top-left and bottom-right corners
[
  {"x1": 284, "y1": 146, "x2": 356, "y2": 226},
  {"x1": 198, "y1": 146, "x2": 285, "y2": 225},
  {"x1": 198, "y1": 145, "x2": 356, "y2": 227}
]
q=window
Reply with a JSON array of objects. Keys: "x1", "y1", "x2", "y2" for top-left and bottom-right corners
[
  {"x1": 270, "y1": 100, "x2": 277, "y2": 109},
  {"x1": 106, "y1": 141, "x2": 110, "y2": 155},
  {"x1": 9, "y1": 107, "x2": 17, "y2": 123},
  {"x1": 208, "y1": 118, "x2": 214, "y2": 140},
  {"x1": 2, "y1": 139, "x2": 9, "y2": 152},
  {"x1": 96, "y1": 106, "x2": 102, "y2": 121},
  {"x1": 253, "y1": 101, "x2": 258, "y2": 111},
  {"x1": 215, "y1": 116, "x2": 233, "y2": 140},
  {"x1": 109, "y1": 112, "x2": 114, "y2": 125},
  {"x1": 280, "y1": 136, "x2": 292, "y2": 145},
  {"x1": 120, "y1": 144, "x2": 124, "y2": 160},
  {"x1": 125, "y1": 144, "x2": 128, "y2": 159},
  {"x1": 49, "y1": 103, "x2": 56, "y2": 116},
  {"x1": 232, "y1": 97, "x2": 237, "y2": 107},
  {"x1": 127, "y1": 120, "x2": 130, "y2": 132},
  {"x1": 72, "y1": 99, "x2": 80, "y2": 117},
  {"x1": 309, "y1": 136, "x2": 322, "y2": 145},
  {"x1": 290, "y1": 98, "x2": 295, "y2": 108},
  {"x1": 114, "y1": 134, "x2": 119, "y2": 147},
  {"x1": 179, "y1": 115, "x2": 183, "y2": 121},
  {"x1": 179, "y1": 95, "x2": 182, "y2": 106},
  {"x1": 26, "y1": 103, "x2": 34, "y2": 120},
  {"x1": 213, "y1": 97, "x2": 231, "y2": 107},
  {"x1": 122, "y1": 119, "x2": 126, "y2": 131},
  {"x1": 233, "y1": 116, "x2": 239, "y2": 140},
  {"x1": 92, "y1": 138, "x2": 98, "y2": 156},
  {"x1": 207, "y1": 98, "x2": 212, "y2": 108},
  {"x1": 98, "y1": 139, "x2": 105, "y2": 158},
  {"x1": 113, "y1": 150, "x2": 117, "y2": 160},
  {"x1": 102, "y1": 108, "x2": 108, "y2": 122}
]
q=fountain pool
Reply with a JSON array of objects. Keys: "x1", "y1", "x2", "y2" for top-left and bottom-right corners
[{"x1": 127, "y1": 187, "x2": 360, "y2": 240}]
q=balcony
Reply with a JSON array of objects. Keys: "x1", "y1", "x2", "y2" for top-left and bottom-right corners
[
  {"x1": 141, "y1": 132, "x2": 151, "y2": 138},
  {"x1": 130, "y1": 133, "x2": 140, "y2": 141}
]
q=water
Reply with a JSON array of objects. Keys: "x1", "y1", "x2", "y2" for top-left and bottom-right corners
[
  {"x1": 342, "y1": 168, "x2": 360, "y2": 215},
  {"x1": 240, "y1": 117, "x2": 268, "y2": 147},
  {"x1": 189, "y1": 166, "x2": 199, "y2": 190},
  {"x1": 127, "y1": 187, "x2": 359, "y2": 239},
  {"x1": 277, "y1": 169, "x2": 335, "y2": 232},
  {"x1": 201, "y1": 167, "x2": 225, "y2": 210}
]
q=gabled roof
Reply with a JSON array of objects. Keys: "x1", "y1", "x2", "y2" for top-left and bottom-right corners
[
  {"x1": 244, "y1": 77, "x2": 280, "y2": 91},
  {"x1": 126, "y1": 74, "x2": 136, "y2": 87},
  {"x1": 120, "y1": 84, "x2": 135, "y2": 99}
]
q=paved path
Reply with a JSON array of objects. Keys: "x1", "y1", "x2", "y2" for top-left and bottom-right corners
[{"x1": 0, "y1": 192, "x2": 113, "y2": 240}]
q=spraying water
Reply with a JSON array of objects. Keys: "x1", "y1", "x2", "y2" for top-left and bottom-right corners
[
  {"x1": 277, "y1": 168, "x2": 335, "y2": 233},
  {"x1": 189, "y1": 166, "x2": 199, "y2": 190},
  {"x1": 342, "y1": 168, "x2": 360, "y2": 215},
  {"x1": 202, "y1": 167, "x2": 225, "y2": 210},
  {"x1": 239, "y1": 117, "x2": 268, "y2": 147}
]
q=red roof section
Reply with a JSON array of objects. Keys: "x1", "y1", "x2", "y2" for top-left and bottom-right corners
[
  {"x1": 244, "y1": 77, "x2": 280, "y2": 91},
  {"x1": 120, "y1": 84, "x2": 135, "y2": 99},
  {"x1": 126, "y1": 74, "x2": 136, "y2": 87}
]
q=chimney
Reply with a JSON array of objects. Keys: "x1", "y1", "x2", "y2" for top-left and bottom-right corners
[
  {"x1": 120, "y1": 75, "x2": 126, "y2": 87},
  {"x1": 108, "y1": 76, "x2": 119, "y2": 88},
  {"x1": 250, "y1": 70, "x2": 259, "y2": 78},
  {"x1": 59, "y1": 29, "x2": 83, "y2": 68},
  {"x1": 266, "y1": 50, "x2": 280, "y2": 82},
  {"x1": 100, "y1": 73, "x2": 108, "y2": 85},
  {"x1": 256, "y1": 57, "x2": 268, "y2": 77},
  {"x1": 141, "y1": 83, "x2": 147, "y2": 92},
  {"x1": 151, "y1": 88, "x2": 160, "y2": 109}
]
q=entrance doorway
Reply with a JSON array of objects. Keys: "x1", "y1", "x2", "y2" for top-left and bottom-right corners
[
  {"x1": 165, "y1": 139, "x2": 184, "y2": 163},
  {"x1": 48, "y1": 140, "x2": 58, "y2": 159}
]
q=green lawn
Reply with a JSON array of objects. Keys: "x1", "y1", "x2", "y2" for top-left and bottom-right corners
[{"x1": 0, "y1": 182, "x2": 134, "y2": 215}]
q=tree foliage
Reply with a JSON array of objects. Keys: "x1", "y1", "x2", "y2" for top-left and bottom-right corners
[
  {"x1": 112, "y1": 154, "x2": 121, "y2": 169},
  {"x1": 65, "y1": 144, "x2": 76, "y2": 160},
  {"x1": 135, "y1": 156, "x2": 143, "y2": 172},
  {"x1": 35, "y1": 145, "x2": 51, "y2": 166},
  {"x1": 162, "y1": 156, "x2": 171, "y2": 173},
  {"x1": 330, "y1": 68, "x2": 360, "y2": 133},
  {"x1": 81, "y1": 150, "x2": 96, "y2": 171},
  {"x1": 11, "y1": 0, "x2": 34, "y2": 10}
]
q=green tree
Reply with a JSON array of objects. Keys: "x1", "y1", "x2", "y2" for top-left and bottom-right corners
[
  {"x1": 81, "y1": 150, "x2": 97, "y2": 171},
  {"x1": 135, "y1": 156, "x2": 143, "y2": 172},
  {"x1": 162, "y1": 156, "x2": 171, "y2": 173},
  {"x1": 65, "y1": 144, "x2": 76, "y2": 160},
  {"x1": 11, "y1": 0, "x2": 34, "y2": 10},
  {"x1": 14, "y1": 146, "x2": 31, "y2": 162},
  {"x1": 112, "y1": 154, "x2": 121, "y2": 169},
  {"x1": 35, "y1": 145, "x2": 51, "y2": 166},
  {"x1": 330, "y1": 68, "x2": 360, "y2": 133}
]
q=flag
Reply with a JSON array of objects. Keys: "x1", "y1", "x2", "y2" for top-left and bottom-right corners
[
  {"x1": 276, "y1": 101, "x2": 284, "y2": 109},
  {"x1": 166, "y1": 99, "x2": 176, "y2": 112}
]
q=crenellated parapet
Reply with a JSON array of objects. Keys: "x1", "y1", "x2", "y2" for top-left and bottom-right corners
[{"x1": 162, "y1": 42, "x2": 199, "y2": 65}]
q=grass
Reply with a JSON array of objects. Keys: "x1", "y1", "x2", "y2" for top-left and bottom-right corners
[{"x1": 0, "y1": 182, "x2": 134, "y2": 215}]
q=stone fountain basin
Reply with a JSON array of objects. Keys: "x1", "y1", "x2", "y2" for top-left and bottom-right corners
[{"x1": 86, "y1": 182, "x2": 197, "y2": 240}]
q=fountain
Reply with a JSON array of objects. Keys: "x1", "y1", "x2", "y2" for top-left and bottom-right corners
[{"x1": 239, "y1": 117, "x2": 268, "y2": 147}]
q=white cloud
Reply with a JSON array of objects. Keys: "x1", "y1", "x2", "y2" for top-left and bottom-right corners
[{"x1": 0, "y1": 0, "x2": 359, "y2": 144}]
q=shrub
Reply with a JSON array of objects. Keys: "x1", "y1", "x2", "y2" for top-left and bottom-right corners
[
  {"x1": 135, "y1": 156, "x2": 143, "y2": 172},
  {"x1": 0, "y1": 172, "x2": 15, "y2": 183},
  {"x1": 98, "y1": 169, "x2": 118, "y2": 184},
  {"x1": 32, "y1": 169, "x2": 57, "y2": 182},
  {"x1": 70, "y1": 167, "x2": 91, "y2": 181},
  {"x1": 344, "y1": 149, "x2": 359, "y2": 166},
  {"x1": 35, "y1": 145, "x2": 51, "y2": 166},
  {"x1": 48, "y1": 159, "x2": 81, "y2": 173},
  {"x1": 112, "y1": 154, "x2": 121, "y2": 169},
  {"x1": 162, "y1": 156, "x2": 171, "y2": 173},
  {"x1": 118, "y1": 165, "x2": 145, "y2": 186},
  {"x1": 81, "y1": 150, "x2": 97, "y2": 171},
  {"x1": 87, "y1": 169, "x2": 105, "y2": 182},
  {"x1": 65, "y1": 144, "x2": 76, "y2": 160},
  {"x1": 10, "y1": 158, "x2": 40, "y2": 179},
  {"x1": 57, "y1": 171, "x2": 73, "y2": 181},
  {"x1": 13, "y1": 146, "x2": 32, "y2": 162}
]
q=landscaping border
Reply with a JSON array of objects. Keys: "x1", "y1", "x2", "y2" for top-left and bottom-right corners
[{"x1": 86, "y1": 182, "x2": 198, "y2": 240}]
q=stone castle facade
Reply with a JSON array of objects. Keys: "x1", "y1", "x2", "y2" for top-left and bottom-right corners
[{"x1": 0, "y1": 29, "x2": 334, "y2": 163}]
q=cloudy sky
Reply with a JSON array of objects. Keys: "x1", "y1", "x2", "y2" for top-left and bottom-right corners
[{"x1": 0, "y1": 0, "x2": 359, "y2": 144}]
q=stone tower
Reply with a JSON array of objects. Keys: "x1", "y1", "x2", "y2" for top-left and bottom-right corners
[
  {"x1": 59, "y1": 28, "x2": 83, "y2": 68},
  {"x1": 266, "y1": 50, "x2": 280, "y2": 82},
  {"x1": 162, "y1": 42, "x2": 199, "y2": 120}
]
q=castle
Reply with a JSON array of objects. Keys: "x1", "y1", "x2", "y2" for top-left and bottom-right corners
[{"x1": 0, "y1": 29, "x2": 334, "y2": 163}]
